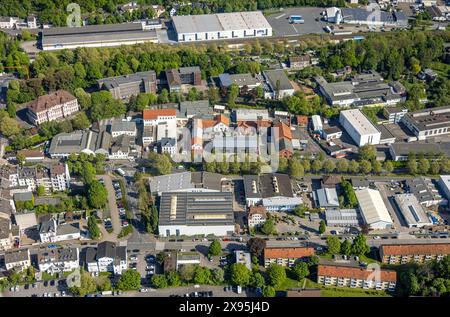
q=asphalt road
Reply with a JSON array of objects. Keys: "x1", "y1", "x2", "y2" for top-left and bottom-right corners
[{"x1": 98, "y1": 174, "x2": 121, "y2": 240}]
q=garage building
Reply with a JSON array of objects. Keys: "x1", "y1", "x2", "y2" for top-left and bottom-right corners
[{"x1": 172, "y1": 11, "x2": 272, "y2": 42}]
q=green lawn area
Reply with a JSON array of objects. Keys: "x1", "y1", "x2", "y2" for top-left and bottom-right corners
[
  {"x1": 430, "y1": 61, "x2": 450, "y2": 78},
  {"x1": 276, "y1": 277, "x2": 304, "y2": 291},
  {"x1": 321, "y1": 287, "x2": 392, "y2": 297},
  {"x1": 319, "y1": 253, "x2": 381, "y2": 265},
  {"x1": 41, "y1": 272, "x2": 57, "y2": 281}
]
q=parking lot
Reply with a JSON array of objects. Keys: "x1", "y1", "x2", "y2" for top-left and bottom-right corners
[{"x1": 266, "y1": 7, "x2": 327, "y2": 37}]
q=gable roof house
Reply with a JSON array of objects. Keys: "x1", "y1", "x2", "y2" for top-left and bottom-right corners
[{"x1": 85, "y1": 241, "x2": 127, "y2": 275}]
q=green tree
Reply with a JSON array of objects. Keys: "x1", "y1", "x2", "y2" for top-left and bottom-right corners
[
  {"x1": 336, "y1": 159, "x2": 349, "y2": 173},
  {"x1": 266, "y1": 264, "x2": 286, "y2": 288},
  {"x1": 88, "y1": 180, "x2": 108, "y2": 209},
  {"x1": 351, "y1": 234, "x2": 370, "y2": 256},
  {"x1": 71, "y1": 112, "x2": 91, "y2": 130},
  {"x1": 359, "y1": 160, "x2": 372, "y2": 174},
  {"x1": 251, "y1": 272, "x2": 265, "y2": 288},
  {"x1": 372, "y1": 160, "x2": 382, "y2": 174},
  {"x1": 319, "y1": 220, "x2": 326, "y2": 234},
  {"x1": 193, "y1": 266, "x2": 212, "y2": 285},
  {"x1": 383, "y1": 161, "x2": 394, "y2": 174},
  {"x1": 117, "y1": 269, "x2": 141, "y2": 290},
  {"x1": 151, "y1": 274, "x2": 168, "y2": 288},
  {"x1": 349, "y1": 160, "x2": 360, "y2": 174},
  {"x1": 166, "y1": 271, "x2": 181, "y2": 287},
  {"x1": 340, "y1": 239, "x2": 352, "y2": 255},
  {"x1": 289, "y1": 159, "x2": 304, "y2": 179},
  {"x1": 262, "y1": 285, "x2": 275, "y2": 297},
  {"x1": 358, "y1": 144, "x2": 376, "y2": 161},
  {"x1": 417, "y1": 158, "x2": 430, "y2": 174},
  {"x1": 227, "y1": 84, "x2": 239, "y2": 107},
  {"x1": 69, "y1": 270, "x2": 97, "y2": 297},
  {"x1": 179, "y1": 265, "x2": 196, "y2": 283},
  {"x1": 81, "y1": 161, "x2": 96, "y2": 185},
  {"x1": 407, "y1": 158, "x2": 418, "y2": 175},
  {"x1": 212, "y1": 268, "x2": 224, "y2": 284},
  {"x1": 323, "y1": 159, "x2": 336, "y2": 174},
  {"x1": 208, "y1": 240, "x2": 222, "y2": 257},
  {"x1": 261, "y1": 219, "x2": 275, "y2": 235},
  {"x1": 0, "y1": 115, "x2": 20, "y2": 137},
  {"x1": 88, "y1": 215, "x2": 100, "y2": 240},
  {"x1": 247, "y1": 237, "x2": 266, "y2": 256},
  {"x1": 36, "y1": 185, "x2": 46, "y2": 197},
  {"x1": 16, "y1": 152, "x2": 25, "y2": 166},
  {"x1": 326, "y1": 235, "x2": 341, "y2": 255},
  {"x1": 312, "y1": 159, "x2": 323, "y2": 173},
  {"x1": 230, "y1": 263, "x2": 251, "y2": 286},
  {"x1": 292, "y1": 262, "x2": 309, "y2": 281}
]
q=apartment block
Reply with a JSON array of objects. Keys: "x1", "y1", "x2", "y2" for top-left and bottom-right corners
[
  {"x1": 317, "y1": 263, "x2": 397, "y2": 291},
  {"x1": 27, "y1": 90, "x2": 79, "y2": 125},
  {"x1": 264, "y1": 247, "x2": 315, "y2": 267},
  {"x1": 379, "y1": 243, "x2": 450, "y2": 264}
]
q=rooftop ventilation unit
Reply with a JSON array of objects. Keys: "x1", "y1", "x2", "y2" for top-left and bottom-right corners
[{"x1": 170, "y1": 195, "x2": 177, "y2": 220}]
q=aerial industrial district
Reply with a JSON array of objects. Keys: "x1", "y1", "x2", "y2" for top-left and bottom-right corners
[{"x1": 0, "y1": 0, "x2": 449, "y2": 300}]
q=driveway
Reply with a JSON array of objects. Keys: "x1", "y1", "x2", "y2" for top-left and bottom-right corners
[{"x1": 97, "y1": 174, "x2": 121, "y2": 240}]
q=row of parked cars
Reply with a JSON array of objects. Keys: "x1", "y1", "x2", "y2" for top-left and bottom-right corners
[
  {"x1": 181, "y1": 291, "x2": 213, "y2": 297},
  {"x1": 113, "y1": 180, "x2": 129, "y2": 228}
]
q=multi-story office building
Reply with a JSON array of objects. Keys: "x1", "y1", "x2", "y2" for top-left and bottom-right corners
[
  {"x1": 401, "y1": 106, "x2": 450, "y2": 140},
  {"x1": 97, "y1": 71, "x2": 157, "y2": 100}
]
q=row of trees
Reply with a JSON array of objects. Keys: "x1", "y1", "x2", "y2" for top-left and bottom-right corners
[
  {"x1": 326, "y1": 234, "x2": 370, "y2": 257},
  {"x1": 135, "y1": 172, "x2": 158, "y2": 234},
  {"x1": 397, "y1": 255, "x2": 450, "y2": 297}
]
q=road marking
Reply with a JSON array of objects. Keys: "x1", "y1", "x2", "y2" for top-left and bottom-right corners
[
  {"x1": 291, "y1": 24, "x2": 298, "y2": 33},
  {"x1": 275, "y1": 14, "x2": 285, "y2": 19}
]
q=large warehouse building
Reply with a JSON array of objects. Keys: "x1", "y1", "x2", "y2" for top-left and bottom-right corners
[
  {"x1": 158, "y1": 192, "x2": 235, "y2": 237},
  {"x1": 172, "y1": 11, "x2": 272, "y2": 42},
  {"x1": 355, "y1": 188, "x2": 393, "y2": 230},
  {"x1": 401, "y1": 106, "x2": 450, "y2": 141},
  {"x1": 40, "y1": 22, "x2": 158, "y2": 51},
  {"x1": 339, "y1": 109, "x2": 381, "y2": 146}
]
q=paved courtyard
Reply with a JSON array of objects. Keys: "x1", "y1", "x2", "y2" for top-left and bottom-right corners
[{"x1": 266, "y1": 7, "x2": 327, "y2": 37}]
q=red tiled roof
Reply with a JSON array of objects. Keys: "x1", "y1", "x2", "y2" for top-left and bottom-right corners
[
  {"x1": 318, "y1": 264, "x2": 397, "y2": 282},
  {"x1": 277, "y1": 121, "x2": 292, "y2": 140},
  {"x1": 215, "y1": 114, "x2": 230, "y2": 126},
  {"x1": 381, "y1": 243, "x2": 450, "y2": 256},
  {"x1": 264, "y1": 247, "x2": 315, "y2": 260},
  {"x1": 143, "y1": 109, "x2": 176, "y2": 120},
  {"x1": 296, "y1": 115, "x2": 308, "y2": 126},
  {"x1": 28, "y1": 90, "x2": 76, "y2": 113},
  {"x1": 50, "y1": 164, "x2": 65, "y2": 176},
  {"x1": 248, "y1": 206, "x2": 267, "y2": 218}
]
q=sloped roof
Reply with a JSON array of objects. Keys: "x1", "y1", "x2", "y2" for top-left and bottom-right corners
[{"x1": 264, "y1": 247, "x2": 315, "y2": 259}]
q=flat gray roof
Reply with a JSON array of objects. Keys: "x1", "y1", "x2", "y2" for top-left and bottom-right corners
[
  {"x1": 173, "y1": 11, "x2": 271, "y2": 34},
  {"x1": 98, "y1": 71, "x2": 156, "y2": 90},
  {"x1": 340, "y1": 109, "x2": 380, "y2": 136},
  {"x1": 263, "y1": 69, "x2": 294, "y2": 91},
  {"x1": 41, "y1": 23, "x2": 157, "y2": 47},
  {"x1": 159, "y1": 192, "x2": 234, "y2": 226}
]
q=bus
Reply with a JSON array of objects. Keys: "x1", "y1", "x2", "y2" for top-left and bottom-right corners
[{"x1": 289, "y1": 15, "x2": 305, "y2": 24}]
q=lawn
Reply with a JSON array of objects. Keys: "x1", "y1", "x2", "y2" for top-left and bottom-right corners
[
  {"x1": 276, "y1": 277, "x2": 304, "y2": 291},
  {"x1": 430, "y1": 61, "x2": 450, "y2": 78},
  {"x1": 321, "y1": 287, "x2": 392, "y2": 297}
]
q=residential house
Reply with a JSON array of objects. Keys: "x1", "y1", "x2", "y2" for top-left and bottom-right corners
[
  {"x1": 37, "y1": 246, "x2": 80, "y2": 274},
  {"x1": 4, "y1": 248, "x2": 30, "y2": 272},
  {"x1": 0, "y1": 213, "x2": 19, "y2": 251},
  {"x1": 288, "y1": 55, "x2": 311, "y2": 70},
  {"x1": 263, "y1": 69, "x2": 295, "y2": 100},
  {"x1": 247, "y1": 205, "x2": 267, "y2": 228},
  {"x1": 39, "y1": 217, "x2": 80, "y2": 243},
  {"x1": 85, "y1": 241, "x2": 127, "y2": 275}
]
